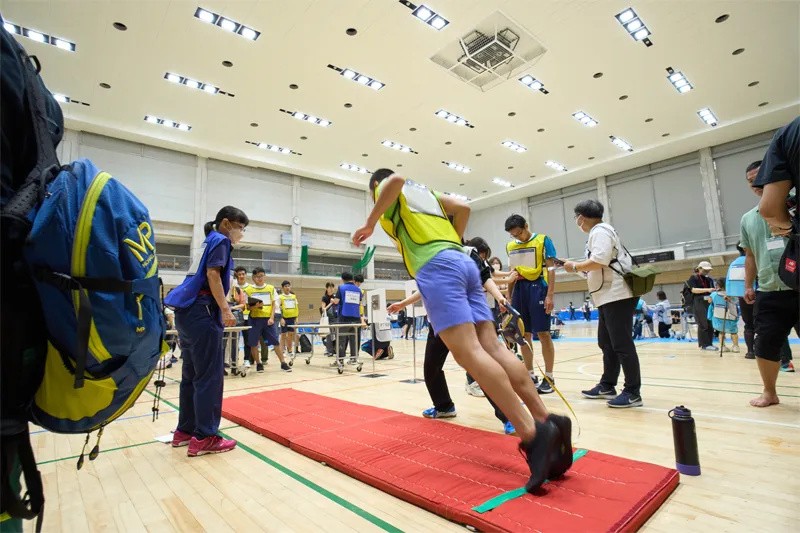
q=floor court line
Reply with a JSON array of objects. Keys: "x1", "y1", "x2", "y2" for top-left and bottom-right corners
[{"x1": 144, "y1": 390, "x2": 405, "y2": 533}]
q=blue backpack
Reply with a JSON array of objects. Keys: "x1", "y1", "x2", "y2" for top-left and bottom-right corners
[{"x1": 1, "y1": 33, "x2": 164, "y2": 530}]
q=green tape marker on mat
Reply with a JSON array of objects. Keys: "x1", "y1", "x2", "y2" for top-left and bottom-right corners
[{"x1": 472, "y1": 449, "x2": 589, "y2": 514}]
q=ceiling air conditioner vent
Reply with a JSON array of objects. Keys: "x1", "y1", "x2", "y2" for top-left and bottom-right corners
[{"x1": 431, "y1": 11, "x2": 546, "y2": 92}]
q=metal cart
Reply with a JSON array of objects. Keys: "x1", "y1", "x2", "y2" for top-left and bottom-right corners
[
  {"x1": 166, "y1": 325, "x2": 251, "y2": 377},
  {"x1": 287, "y1": 323, "x2": 364, "y2": 374}
]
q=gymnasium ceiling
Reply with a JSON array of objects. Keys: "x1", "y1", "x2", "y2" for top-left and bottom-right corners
[{"x1": 3, "y1": 0, "x2": 799, "y2": 209}]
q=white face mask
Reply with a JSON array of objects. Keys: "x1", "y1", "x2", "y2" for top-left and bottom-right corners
[{"x1": 575, "y1": 215, "x2": 586, "y2": 233}]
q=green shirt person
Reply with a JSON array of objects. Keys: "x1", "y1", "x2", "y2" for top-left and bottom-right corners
[{"x1": 740, "y1": 206, "x2": 790, "y2": 293}]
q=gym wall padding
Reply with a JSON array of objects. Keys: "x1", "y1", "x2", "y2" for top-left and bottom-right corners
[{"x1": 222, "y1": 389, "x2": 679, "y2": 533}]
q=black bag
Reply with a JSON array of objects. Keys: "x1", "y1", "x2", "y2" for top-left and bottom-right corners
[
  {"x1": 299, "y1": 334, "x2": 313, "y2": 353},
  {"x1": 778, "y1": 220, "x2": 799, "y2": 291},
  {"x1": 681, "y1": 282, "x2": 694, "y2": 310},
  {"x1": 1, "y1": 25, "x2": 65, "y2": 532}
]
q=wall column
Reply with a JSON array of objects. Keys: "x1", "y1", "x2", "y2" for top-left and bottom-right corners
[
  {"x1": 190, "y1": 157, "x2": 208, "y2": 256},
  {"x1": 290, "y1": 176, "x2": 302, "y2": 265},
  {"x1": 596, "y1": 176, "x2": 610, "y2": 222},
  {"x1": 698, "y1": 147, "x2": 726, "y2": 252},
  {"x1": 58, "y1": 129, "x2": 80, "y2": 162}
]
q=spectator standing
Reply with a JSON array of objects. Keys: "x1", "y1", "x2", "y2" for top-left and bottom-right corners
[
  {"x1": 742, "y1": 160, "x2": 797, "y2": 407},
  {"x1": 582, "y1": 298, "x2": 591, "y2": 321},
  {"x1": 232, "y1": 267, "x2": 251, "y2": 363},
  {"x1": 564, "y1": 200, "x2": 643, "y2": 408},
  {"x1": 321, "y1": 282, "x2": 337, "y2": 355},
  {"x1": 278, "y1": 281, "x2": 299, "y2": 356},
  {"x1": 687, "y1": 262, "x2": 717, "y2": 351},
  {"x1": 568, "y1": 302, "x2": 576, "y2": 320},
  {"x1": 332, "y1": 272, "x2": 363, "y2": 363}
]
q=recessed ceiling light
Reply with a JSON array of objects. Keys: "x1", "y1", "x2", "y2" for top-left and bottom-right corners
[
  {"x1": 329, "y1": 64, "x2": 385, "y2": 90},
  {"x1": 99, "y1": 83, "x2": 111, "y2": 89},
  {"x1": 645, "y1": 118, "x2": 653, "y2": 123},
  {"x1": 442, "y1": 161, "x2": 471, "y2": 173},
  {"x1": 508, "y1": 166, "x2": 514, "y2": 170},
  {"x1": 250, "y1": 141, "x2": 296, "y2": 154},
  {"x1": 508, "y1": 112, "x2": 516, "y2": 117},
  {"x1": 662, "y1": 133, "x2": 670, "y2": 137},
  {"x1": 758, "y1": 102, "x2": 769, "y2": 107},
  {"x1": 410, "y1": 127, "x2": 417, "y2": 131},
  {"x1": 482, "y1": 190, "x2": 487, "y2": 193},
  {"x1": 52, "y1": 93, "x2": 70, "y2": 104},
  {"x1": 250, "y1": 123, "x2": 259, "y2": 127},
  {"x1": 492, "y1": 178, "x2": 514, "y2": 188},
  {"x1": 732, "y1": 48, "x2": 745, "y2": 55},
  {"x1": 537, "y1": 128, "x2": 545, "y2": 133},
  {"x1": 475, "y1": 153, "x2": 482, "y2": 157},
  {"x1": 344, "y1": 103, "x2": 353, "y2": 108},
  {"x1": 501, "y1": 140, "x2": 528, "y2": 153},
  {"x1": 619, "y1": 95, "x2": 628, "y2": 100},
  {"x1": 697, "y1": 108, "x2": 718, "y2": 127},
  {"x1": 593, "y1": 72, "x2": 603, "y2": 79},
  {"x1": 610, "y1": 136, "x2": 633, "y2": 152},
  {"x1": 519, "y1": 75, "x2": 549, "y2": 94},
  {"x1": 194, "y1": 7, "x2": 261, "y2": 40},
  {"x1": 300, "y1": 136, "x2": 307, "y2": 140},
  {"x1": 573, "y1": 111, "x2": 598, "y2": 127},
  {"x1": 289, "y1": 84, "x2": 299, "y2": 90},
  {"x1": 445, "y1": 192, "x2": 470, "y2": 201},
  {"x1": 9, "y1": 23, "x2": 77, "y2": 51},
  {"x1": 748, "y1": 81, "x2": 759, "y2": 87},
  {"x1": 567, "y1": 145, "x2": 575, "y2": 149},
  {"x1": 346, "y1": 28, "x2": 358, "y2": 36},
  {"x1": 222, "y1": 61, "x2": 234, "y2": 68},
  {"x1": 409, "y1": 4, "x2": 450, "y2": 30},
  {"x1": 362, "y1": 154, "x2": 369, "y2": 157},
  {"x1": 144, "y1": 115, "x2": 191, "y2": 131},
  {"x1": 113, "y1": 22, "x2": 128, "y2": 31},
  {"x1": 545, "y1": 160, "x2": 567, "y2": 172},
  {"x1": 615, "y1": 8, "x2": 652, "y2": 46},
  {"x1": 588, "y1": 157, "x2": 595, "y2": 160},
  {"x1": 435, "y1": 109, "x2": 473, "y2": 128},
  {"x1": 341, "y1": 162, "x2": 370, "y2": 174},
  {"x1": 164, "y1": 72, "x2": 223, "y2": 96},
  {"x1": 666, "y1": 67, "x2": 693, "y2": 93},
  {"x1": 715, "y1": 14, "x2": 729, "y2": 23},
  {"x1": 381, "y1": 140, "x2": 415, "y2": 153},
  {"x1": 445, "y1": 141, "x2": 452, "y2": 145},
  {"x1": 282, "y1": 109, "x2": 332, "y2": 127}
]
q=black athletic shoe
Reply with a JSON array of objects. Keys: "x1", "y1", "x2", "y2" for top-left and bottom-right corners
[
  {"x1": 537, "y1": 378, "x2": 554, "y2": 395},
  {"x1": 281, "y1": 362, "x2": 292, "y2": 372},
  {"x1": 745, "y1": 352, "x2": 756, "y2": 360},
  {"x1": 520, "y1": 420, "x2": 558, "y2": 494},
  {"x1": 546, "y1": 414, "x2": 573, "y2": 479},
  {"x1": 256, "y1": 363, "x2": 264, "y2": 373}
]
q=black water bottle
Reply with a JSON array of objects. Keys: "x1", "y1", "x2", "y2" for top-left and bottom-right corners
[{"x1": 669, "y1": 406, "x2": 700, "y2": 476}]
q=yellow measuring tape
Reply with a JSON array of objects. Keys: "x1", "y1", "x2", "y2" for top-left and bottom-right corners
[{"x1": 500, "y1": 306, "x2": 581, "y2": 442}]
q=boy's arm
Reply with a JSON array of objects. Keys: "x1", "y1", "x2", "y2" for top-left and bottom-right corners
[
  {"x1": 353, "y1": 175, "x2": 405, "y2": 246},
  {"x1": 437, "y1": 193, "x2": 470, "y2": 239}
]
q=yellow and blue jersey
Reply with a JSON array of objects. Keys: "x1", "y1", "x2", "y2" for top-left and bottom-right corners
[{"x1": 506, "y1": 234, "x2": 557, "y2": 282}]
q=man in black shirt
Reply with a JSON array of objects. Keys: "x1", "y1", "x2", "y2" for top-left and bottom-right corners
[{"x1": 687, "y1": 261, "x2": 717, "y2": 351}]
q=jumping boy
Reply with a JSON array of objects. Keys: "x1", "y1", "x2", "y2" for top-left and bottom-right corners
[
  {"x1": 279, "y1": 281, "x2": 299, "y2": 356},
  {"x1": 352, "y1": 169, "x2": 571, "y2": 493}
]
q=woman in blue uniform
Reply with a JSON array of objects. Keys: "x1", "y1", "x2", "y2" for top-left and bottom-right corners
[{"x1": 165, "y1": 206, "x2": 249, "y2": 456}]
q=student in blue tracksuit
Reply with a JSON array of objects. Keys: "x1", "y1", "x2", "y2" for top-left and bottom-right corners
[
  {"x1": 332, "y1": 272, "x2": 363, "y2": 362},
  {"x1": 165, "y1": 206, "x2": 249, "y2": 457}
]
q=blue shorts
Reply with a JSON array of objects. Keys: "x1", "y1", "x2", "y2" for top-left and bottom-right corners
[
  {"x1": 511, "y1": 278, "x2": 551, "y2": 334},
  {"x1": 281, "y1": 317, "x2": 297, "y2": 333},
  {"x1": 248, "y1": 317, "x2": 280, "y2": 346},
  {"x1": 415, "y1": 248, "x2": 494, "y2": 335}
]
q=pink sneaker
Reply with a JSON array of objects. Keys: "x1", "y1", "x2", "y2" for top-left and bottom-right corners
[
  {"x1": 171, "y1": 430, "x2": 192, "y2": 447},
  {"x1": 187, "y1": 435, "x2": 237, "y2": 457}
]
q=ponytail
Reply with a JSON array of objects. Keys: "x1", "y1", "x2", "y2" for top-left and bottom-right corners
[{"x1": 205, "y1": 205, "x2": 250, "y2": 236}]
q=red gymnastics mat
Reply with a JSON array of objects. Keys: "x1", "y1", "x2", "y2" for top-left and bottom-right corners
[{"x1": 222, "y1": 389, "x2": 678, "y2": 533}]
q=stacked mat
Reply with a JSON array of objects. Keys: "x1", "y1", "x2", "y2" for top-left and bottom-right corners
[{"x1": 222, "y1": 389, "x2": 678, "y2": 532}]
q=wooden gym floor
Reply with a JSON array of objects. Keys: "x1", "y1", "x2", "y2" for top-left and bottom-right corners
[{"x1": 28, "y1": 322, "x2": 799, "y2": 532}]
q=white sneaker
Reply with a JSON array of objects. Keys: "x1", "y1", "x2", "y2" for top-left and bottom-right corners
[
  {"x1": 702, "y1": 345, "x2": 719, "y2": 351},
  {"x1": 465, "y1": 381, "x2": 485, "y2": 397},
  {"x1": 244, "y1": 360, "x2": 252, "y2": 367},
  {"x1": 732, "y1": 346, "x2": 740, "y2": 353},
  {"x1": 721, "y1": 346, "x2": 731, "y2": 353}
]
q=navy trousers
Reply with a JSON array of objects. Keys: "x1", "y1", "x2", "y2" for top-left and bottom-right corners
[{"x1": 176, "y1": 302, "x2": 224, "y2": 439}]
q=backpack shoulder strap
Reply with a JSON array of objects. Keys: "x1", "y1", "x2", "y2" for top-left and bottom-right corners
[{"x1": 1, "y1": 47, "x2": 60, "y2": 224}]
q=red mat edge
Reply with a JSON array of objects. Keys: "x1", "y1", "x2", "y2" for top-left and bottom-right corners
[
  {"x1": 613, "y1": 469, "x2": 680, "y2": 533},
  {"x1": 222, "y1": 410, "x2": 292, "y2": 447}
]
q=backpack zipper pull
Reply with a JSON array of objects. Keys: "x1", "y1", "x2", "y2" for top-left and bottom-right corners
[
  {"x1": 135, "y1": 294, "x2": 145, "y2": 337},
  {"x1": 89, "y1": 426, "x2": 105, "y2": 461},
  {"x1": 77, "y1": 432, "x2": 91, "y2": 470}
]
